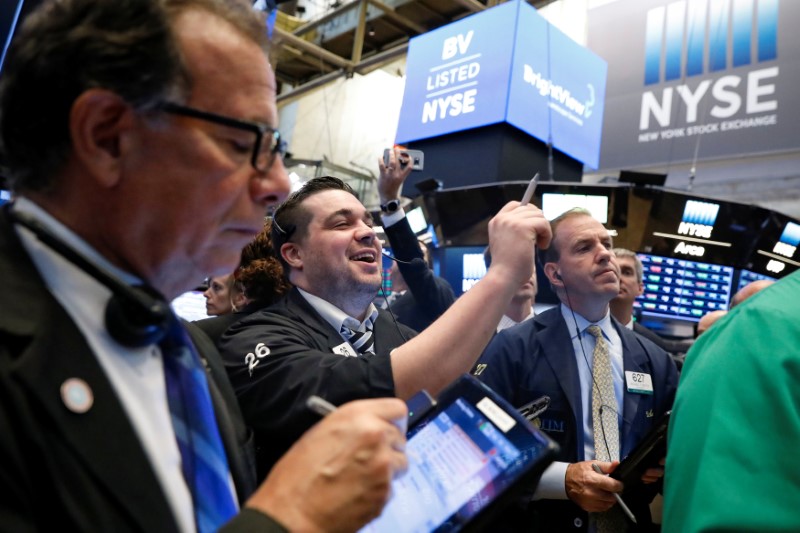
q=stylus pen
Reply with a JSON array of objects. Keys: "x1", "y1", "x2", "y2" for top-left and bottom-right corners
[
  {"x1": 307, "y1": 395, "x2": 337, "y2": 417},
  {"x1": 520, "y1": 172, "x2": 540, "y2": 206},
  {"x1": 591, "y1": 463, "x2": 637, "y2": 524}
]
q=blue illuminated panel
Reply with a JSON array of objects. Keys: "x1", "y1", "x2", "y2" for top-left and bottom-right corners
[
  {"x1": 635, "y1": 254, "x2": 734, "y2": 322},
  {"x1": 396, "y1": 0, "x2": 607, "y2": 168},
  {"x1": 736, "y1": 269, "x2": 776, "y2": 292}
]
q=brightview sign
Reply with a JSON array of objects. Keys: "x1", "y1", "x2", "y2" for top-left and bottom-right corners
[{"x1": 395, "y1": 0, "x2": 608, "y2": 169}]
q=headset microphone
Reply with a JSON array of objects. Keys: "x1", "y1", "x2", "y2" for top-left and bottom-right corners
[
  {"x1": 381, "y1": 250, "x2": 425, "y2": 266},
  {"x1": 9, "y1": 209, "x2": 173, "y2": 348}
]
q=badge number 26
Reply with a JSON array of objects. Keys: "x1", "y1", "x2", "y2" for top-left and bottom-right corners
[{"x1": 245, "y1": 342, "x2": 270, "y2": 376}]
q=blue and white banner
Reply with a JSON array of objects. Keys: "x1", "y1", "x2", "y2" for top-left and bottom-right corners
[
  {"x1": 396, "y1": 0, "x2": 607, "y2": 168},
  {"x1": 588, "y1": 0, "x2": 799, "y2": 169}
]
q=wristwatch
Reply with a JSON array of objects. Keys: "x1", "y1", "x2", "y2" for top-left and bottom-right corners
[{"x1": 380, "y1": 199, "x2": 401, "y2": 214}]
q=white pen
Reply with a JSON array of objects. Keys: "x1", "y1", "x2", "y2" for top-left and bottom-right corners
[
  {"x1": 591, "y1": 463, "x2": 637, "y2": 524},
  {"x1": 520, "y1": 172, "x2": 540, "y2": 206},
  {"x1": 306, "y1": 395, "x2": 337, "y2": 417}
]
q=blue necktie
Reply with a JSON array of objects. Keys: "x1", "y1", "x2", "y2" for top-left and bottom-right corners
[{"x1": 161, "y1": 317, "x2": 238, "y2": 532}]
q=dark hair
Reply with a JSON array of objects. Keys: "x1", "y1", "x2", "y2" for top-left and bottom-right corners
[
  {"x1": 538, "y1": 207, "x2": 593, "y2": 265},
  {"x1": 236, "y1": 219, "x2": 291, "y2": 308},
  {"x1": 271, "y1": 176, "x2": 358, "y2": 272},
  {"x1": 0, "y1": 0, "x2": 267, "y2": 193}
]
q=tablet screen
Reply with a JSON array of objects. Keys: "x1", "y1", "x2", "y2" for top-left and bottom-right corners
[{"x1": 359, "y1": 375, "x2": 557, "y2": 533}]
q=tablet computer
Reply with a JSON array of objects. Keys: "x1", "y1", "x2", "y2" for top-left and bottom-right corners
[
  {"x1": 611, "y1": 410, "x2": 671, "y2": 489},
  {"x1": 359, "y1": 374, "x2": 558, "y2": 533}
]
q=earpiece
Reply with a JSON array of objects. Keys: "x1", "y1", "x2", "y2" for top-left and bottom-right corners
[
  {"x1": 10, "y1": 209, "x2": 173, "y2": 347},
  {"x1": 556, "y1": 271, "x2": 563, "y2": 281}
]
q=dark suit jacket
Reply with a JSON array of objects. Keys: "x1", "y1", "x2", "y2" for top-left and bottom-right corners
[
  {"x1": 633, "y1": 321, "x2": 690, "y2": 371},
  {"x1": 383, "y1": 216, "x2": 455, "y2": 332},
  {"x1": 0, "y1": 209, "x2": 282, "y2": 532},
  {"x1": 474, "y1": 306, "x2": 679, "y2": 532},
  {"x1": 220, "y1": 287, "x2": 417, "y2": 477}
]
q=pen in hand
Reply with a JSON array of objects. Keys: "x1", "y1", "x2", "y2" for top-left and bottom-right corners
[
  {"x1": 591, "y1": 463, "x2": 637, "y2": 524},
  {"x1": 520, "y1": 172, "x2": 540, "y2": 206},
  {"x1": 307, "y1": 395, "x2": 337, "y2": 417}
]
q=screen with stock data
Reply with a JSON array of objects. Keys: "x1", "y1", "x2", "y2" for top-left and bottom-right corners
[{"x1": 635, "y1": 253, "x2": 734, "y2": 322}]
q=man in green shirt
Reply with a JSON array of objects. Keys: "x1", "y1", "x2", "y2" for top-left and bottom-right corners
[{"x1": 663, "y1": 269, "x2": 800, "y2": 531}]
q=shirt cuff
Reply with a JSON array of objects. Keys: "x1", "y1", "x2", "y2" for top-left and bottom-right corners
[
  {"x1": 381, "y1": 208, "x2": 406, "y2": 227},
  {"x1": 532, "y1": 461, "x2": 569, "y2": 501}
]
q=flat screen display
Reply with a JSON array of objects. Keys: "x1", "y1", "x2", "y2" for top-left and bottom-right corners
[
  {"x1": 542, "y1": 192, "x2": 609, "y2": 223},
  {"x1": 171, "y1": 290, "x2": 210, "y2": 322},
  {"x1": 406, "y1": 206, "x2": 429, "y2": 234},
  {"x1": 639, "y1": 191, "x2": 769, "y2": 267},
  {"x1": 358, "y1": 374, "x2": 557, "y2": 533},
  {"x1": 439, "y1": 246, "x2": 487, "y2": 297},
  {"x1": 743, "y1": 213, "x2": 800, "y2": 278},
  {"x1": 635, "y1": 253, "x2": 734, "y2": 322},
  {"x1": 736, "y1": 269, "x2": 776, "y2": 293}
]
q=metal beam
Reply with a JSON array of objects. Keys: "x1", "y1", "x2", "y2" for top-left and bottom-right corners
[
  {"x1": 272, "y1": 26, "x2": 353, "y2": 69},
  {"x1": 449, "y1": 0, "x2": 486, "y2": 12},
  {"x1": 367, "y1": 0, "x2": 427, "y2": 34}
]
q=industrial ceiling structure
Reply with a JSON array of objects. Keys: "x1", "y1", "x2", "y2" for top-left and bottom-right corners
[{"x1": 270, "y1": 0, "x2": 553, "y2": 104}]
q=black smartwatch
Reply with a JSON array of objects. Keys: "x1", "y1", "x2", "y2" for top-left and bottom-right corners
[{"x1": 380, "y1": 199, "x2": 401, "y2": 214}]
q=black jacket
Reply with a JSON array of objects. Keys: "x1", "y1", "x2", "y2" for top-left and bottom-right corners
[
  {"x1": 0, "y1": 208, "x2": 281, "y2": 532},
  {"x1": 220, "y1": 287, "x2": 416, "y2": 477}
]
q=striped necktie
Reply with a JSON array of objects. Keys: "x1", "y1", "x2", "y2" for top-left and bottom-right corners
[
  {"x1": 161, "y1": 317, "x2": 238, "y2": 532},
  {"x1": 341, "y1": 314, "x2": 376, "y2": 356}
]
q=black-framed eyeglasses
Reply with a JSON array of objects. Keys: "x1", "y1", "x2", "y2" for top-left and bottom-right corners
[{"x1": 158, "y1": 101, "x2": 287, "y2": 172}]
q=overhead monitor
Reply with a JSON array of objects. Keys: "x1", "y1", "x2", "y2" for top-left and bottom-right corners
[
  {"x1": 736, "y1": 269, "x2": 776, "y2": 293},
  {"x1": 406, "y1": 206, "x2": 429, "y2": 234},
  {"x1": 744, "y1": 213, "x2": 800, "y2": 279},
  {"x1": 541, "y1": 192, "x2": 609, "y2": 223},
  {"x1": 639, "y1": 191, "x2": 769, "y2": 266},
  {"x1": 171, "y1": 290, "x2": 209, "y2": 322},
  {"x1": 438, "y1": 246, "x2": 487, "y2": 297},
  {"x1": 635, "y1": 253, "x2": 734, "y2": 322}
]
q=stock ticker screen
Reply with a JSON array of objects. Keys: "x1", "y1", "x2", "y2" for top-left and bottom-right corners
[{"x1": 635, "y1": 253, "x2": 734, "y2": 322}]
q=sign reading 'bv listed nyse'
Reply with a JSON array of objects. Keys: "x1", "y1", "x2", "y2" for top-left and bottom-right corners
[
  {"x1": 395, "y1": 0, "x2": 608, "y2": 169},
  {"x1": 588, "y1": 0, "x2": 799, "y2": 169}
]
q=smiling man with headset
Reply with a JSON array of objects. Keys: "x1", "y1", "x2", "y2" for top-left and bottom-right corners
[
  {"x1": 220, "y1": 174, "x2": 552, "y2": 477},
  {"x1": 473, "y1": 208, "x2": 678, "y2": 532}
]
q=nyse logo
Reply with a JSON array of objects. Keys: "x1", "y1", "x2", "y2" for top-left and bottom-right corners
[
  {"x1": 773, "y1": 221, "x2": 800, "y2": 258},
  {"x1": 422, "y1": 29, "x2": 479, "y2": 123},
  {"x1": 678, "y1": 200, "x2": 719, "y2": 239},
  {"x1": 640, "y1": 0, "x2": 779, "y2": 130}
]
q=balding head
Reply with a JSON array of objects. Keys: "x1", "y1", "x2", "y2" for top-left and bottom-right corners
[
  {"x1": 697, "y1": 310, "x2": 727, "y2": 337},
  {"x1": 731, "y1": 279, "x2": 774, "y2": 308}
]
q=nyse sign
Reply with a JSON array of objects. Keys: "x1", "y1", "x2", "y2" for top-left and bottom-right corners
[
  {"x1": 587, "y1": 0, "x2": 800, "y2": 169},
  {"x1": 396, "y1": 1, "x2": 607, "y2": 168},
  {"x1": 422, "y1": 30, "x2": 479, "y2": 123}
]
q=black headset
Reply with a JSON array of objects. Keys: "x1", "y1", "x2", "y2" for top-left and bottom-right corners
[{"x1": 9, "y1": 209, "x2": 174, "y2": 348}]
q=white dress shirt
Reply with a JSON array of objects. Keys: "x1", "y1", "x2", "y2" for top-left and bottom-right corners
[{"x1": 13, "y1": 198, "x2": 196, "y2": 533}]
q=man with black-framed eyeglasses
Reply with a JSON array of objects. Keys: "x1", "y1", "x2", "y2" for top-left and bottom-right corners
[
  {"x1": 0, "y1": 0, "x2": 410, "y2": 532},
  {"x1": 159, "y1": 102, "x2": 287, "y2": 172}
]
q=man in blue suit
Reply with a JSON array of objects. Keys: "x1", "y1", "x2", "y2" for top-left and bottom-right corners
[{"x1": 474, "y1": 208, "x2": 678, "y2": 532}]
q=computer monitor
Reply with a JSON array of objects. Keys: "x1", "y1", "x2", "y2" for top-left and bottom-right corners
[
  {"x1": 736, "y1": 269, "x2": 776, "y2": 293},
  {"x1": 171, "y1": 290, "x2": 210, "y2": 322},
  {"x1": 439, "y1": 246, "x2": 488, "y2": 297},
  {"x1": 541, "y1": 192, "x2": 609, "y2": 223},
  {"x1": 635, "y1": 253, "x2": 734, "y2": 322}
]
